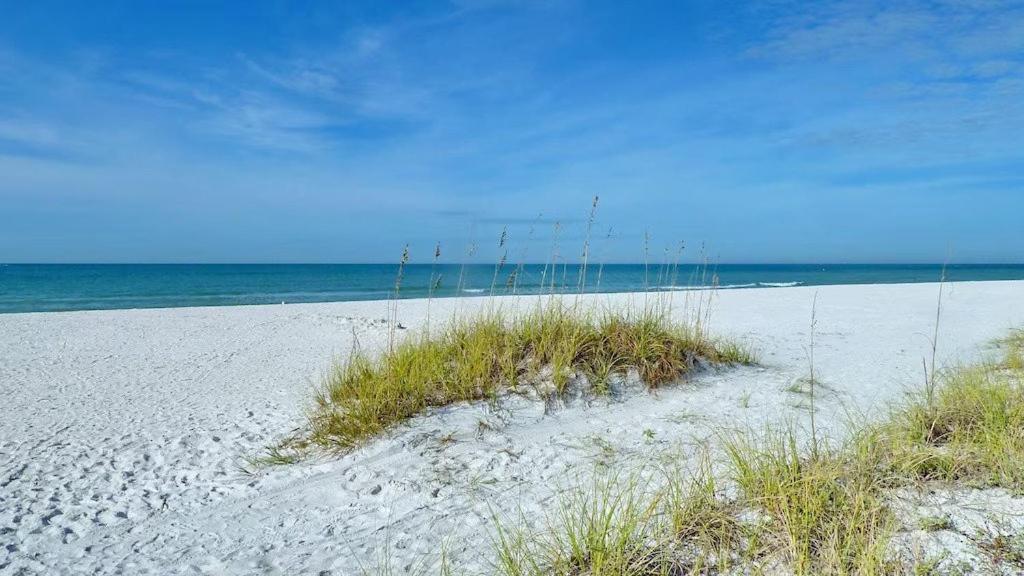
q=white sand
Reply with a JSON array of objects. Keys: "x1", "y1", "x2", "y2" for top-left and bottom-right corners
[{"x1": 2, "y1": 281, "x2": 1024, "y2": 574}]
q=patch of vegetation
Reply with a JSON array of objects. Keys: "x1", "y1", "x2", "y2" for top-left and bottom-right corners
[
  {"x1": 494, "y1": 473, "x2": 668, "y2": 575},
  {"x1": 301, "y1": 301, "x2": 754, "y2": 452},
  {"x1": 917, "y1": 515, "x2": 955, "y2": 532},
  {"x1": 726, "y1": 430, "x2": 897, "y2": 574},
  {"x1": 243, "y1": 441, "x2": 303, "y2": 468},
  {"x1": 491, "y1": 329, "x2": 1024, "y2": 576},
  {"x1": 998, "y1": 329, "x2": 1024, "y2": 371},
  {"x1": 911, "y1": 553, "x2": 947, "y2": 576},
  {"x1": 493, "y1": 466, "x2": 739, "y2": 576},
  {"x1": 869, "y1": 363, "x2": 1024, "y2": 490},
  {"x1": 976, "y1": 532, "x2": 1024, "y2": 569},
  {"x1": 494, "y1": 429, "x2": 901, "y2": 576}
]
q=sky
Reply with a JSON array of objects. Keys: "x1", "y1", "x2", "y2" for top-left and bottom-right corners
[{"x1": 0, "y1": 0, "x2": 1022, "y2": 264}]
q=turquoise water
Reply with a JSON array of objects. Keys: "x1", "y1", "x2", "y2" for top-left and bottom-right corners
[{"x1": 2, "y1": 264, "x2": 1023, "y2": 314}]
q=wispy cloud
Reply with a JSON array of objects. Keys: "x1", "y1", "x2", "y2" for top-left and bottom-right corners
[
  {"x1": 730, "y1": 0, "x2": 1024, "y2": 165},
  {"x1": 748, "y1": 1, "x2": 1024, "y2": 77},
  {"x1": 0, "y1": 118, "x2": 58, "y2": 149},
  {"x1": 0, "y1": 115, "x2": 97, "y2": 163}
]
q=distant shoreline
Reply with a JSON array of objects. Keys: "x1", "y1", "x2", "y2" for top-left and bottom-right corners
[
  {"x1": 4, "y1": 263, "x2": 1024, "y2": 314},
  {"x1": 2, "y1": 278, "x2": 1023, "y2": 317}
]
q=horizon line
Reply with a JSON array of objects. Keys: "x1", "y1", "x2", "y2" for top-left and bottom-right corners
[{"x1": 4, "y1": 262, "x2": 1024, "y2": 267}]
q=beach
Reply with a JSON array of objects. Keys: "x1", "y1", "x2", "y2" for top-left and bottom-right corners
[{"x1": 3, "y1": 280, "x2": 1024, "y2": 574}]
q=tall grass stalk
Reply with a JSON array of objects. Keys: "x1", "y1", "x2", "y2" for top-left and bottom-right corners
[
  {"x1": 543, "y1": 221, "x2": 562, "y2": 295},
  {"x1": 490, "y1": 226, "x2": 509, "y2": 297},
  {"x1": 642, "y1": 229, "x2": 650, "y2": 294},
  {"x1": 427, "y1": 241, "x2": 441, "y2": 331},
  {"x1": 594, "y1": 227, "x2": 614, "y2": 293},
  {"x1": 809, "y1": 290, "x2": 820, "y2": 457},
  {"x1": 456, "y1": 226, "x2": 477, "y2": 297},
  {"x1": 388, "y1": 244, "x2": 410, "y2": 353},
  {"x1": 512, "y1": 214, "x2": 542, "y2": 296},
  {"x1": 665, "y1": 240, "x2": 685, "y2": 316},
  {"x1": 925, "y1": 266, "x2": 947, "y2": 408},
  {"x1": 656, "y1": 245, "x2": 670, "y2": 292},
  {"x1": 576, "y1": 196, "x2": 600, "y2": 298}
]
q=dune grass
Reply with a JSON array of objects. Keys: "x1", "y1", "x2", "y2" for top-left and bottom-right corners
[
  {"x1": 494, "y1": 431, "x2": 899, "y2": 576},
  {"x1": 999, "y1": 328, "x2": 1024, "y2": 370},
  {"x1": 494, "y1": 473, "x2": 667, "y2": 576},
  {"x1": 305, "y1": 300, "x2": 754, "y2": 452},
  {"x1": 491, "y1": 328, "x2": 1024, "y2": 576},
  {"x1": 868, "y1": 339, "x2": 1024, "y2": 490},
  {"x1": 725, "y1": 431, "x2": 897, "y2": 574}
]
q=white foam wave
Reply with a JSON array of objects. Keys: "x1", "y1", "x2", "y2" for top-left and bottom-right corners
[
  {"x1": 658, "y1": 281, "x2": 802, "y2": 291},
  {"x1": 659, "y1": 283, "x2": 757, "y2": 291}
]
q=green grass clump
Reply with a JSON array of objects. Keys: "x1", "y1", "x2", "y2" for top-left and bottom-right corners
[
  {"x1": 916, "y1": 515, "x2": 954, "y2": 532},
  {"x1": 494, "y1": 432, "x2": 898, "y2": 576},
  {"x1": 493, "y1": 465, "x2": 740, "y2": 576},
  {"x1": 726, "y1": 431, "x2": 897, "y2": 575},
  {"x1": 870, "y1": 363, "x2": 1024, "y2": 489},
  {"x1": 307, "y1": 302, "x2": 753, "y2": 451},
  {"x1": 663, "y1": 457, "x2": 746, "y2": 571},
  {"x1": 999, "y1": 329, "x2": 1024, "y2": 370},
  {"x1": 494, "y1": 474, "x2": 664, "y2": 576}
]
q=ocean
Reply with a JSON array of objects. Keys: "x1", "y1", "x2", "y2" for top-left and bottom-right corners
[{"x1": 2, "y1": 263, "x2": 1023, "y2": 314}]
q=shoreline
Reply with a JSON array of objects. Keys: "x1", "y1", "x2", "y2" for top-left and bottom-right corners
[
  {"x1": 3, "y1": 277, "x2": 1024, "y2": 318},
  {"x1": 3, "y1": 280, "x2": 1024, "y2": 573},
  {"x1": 5, "y1": 262, "x2": 1024, "y2": 315}
]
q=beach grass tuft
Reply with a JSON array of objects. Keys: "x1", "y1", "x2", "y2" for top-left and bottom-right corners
[
  {"x1": 493, "y1": 430, "x2": 898, "y2": 576},
  {"x1": 725, "y1": 429, "x2": 896, "y2": 574},
  {"x1": 493, "y1": 472, "x2": 675, "y2": 576},
  {"x1": 868, "y1": 352, "x2": 1024, "y2": 490},
  {"x1": 999, "y1": 328, "x2": 1024, "y2": 370}
]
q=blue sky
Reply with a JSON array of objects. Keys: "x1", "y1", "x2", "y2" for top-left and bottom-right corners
[{"x1": 1, "y1": 0, "x2": 1022, "y2": 263}]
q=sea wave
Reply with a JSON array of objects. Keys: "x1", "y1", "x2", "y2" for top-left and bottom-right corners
[
  {"x1": 659, "y1": 283, "x2": 757, "y2": 291},
  {"x1": 658, "y1": 281, "x2": 802, "y2": 290},
  {"x1": 461, "y1": 288, "x2": 486, "y2": 293}
]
